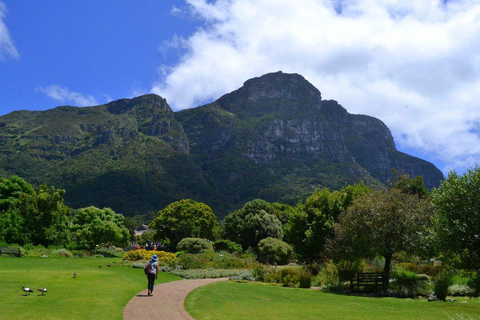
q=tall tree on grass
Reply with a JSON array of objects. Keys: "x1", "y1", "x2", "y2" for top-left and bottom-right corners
[
  {"x1": 150, "y1": 199, "x2": 219, "y2": 249},
  {"x1": 284, "y1": 184, "x2": 371, "y2": 262},
  {"x1": 0, "y1": 176, "x2": 70, "y2": 246},
  {"x1": 71, "y1": 206, "x2": 129, "y2": 250},
  {"x1": 223, "y1": 199, "x2": 283, "y2": 251},
  {"x1": 334, "y1": 184, "x2": 432, "y2": 287},
  {"x1": 432, "y1": 166, "x2": 480, "y2": 270}
]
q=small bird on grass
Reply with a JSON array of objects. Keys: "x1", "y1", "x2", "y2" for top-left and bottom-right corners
[
  {"x1": 99, "y1": 265, "x2": 102, "y2": 268},
  {"x1": 22, "y1": 286, "x2": 33, "y2": 295},
  {"x1": 37, "y1": 287, "x2": 47, "y2": 295},
  {"x1": 107, "y1": 264, "x2": 112, "y2": 268},
  {"x1": 73, "y1": 272, "x2": 77, "y2": 278}
]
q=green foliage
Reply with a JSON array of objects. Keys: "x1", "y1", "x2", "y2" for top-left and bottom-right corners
[
  {"x1": 336, "y1": 259, "x2": 366, "y2": 282},
  {"x1": 392, "y1": 268, "x2": 431, "y2": 298},
  {"x1": 467, "y1": 271, "x2": 480, "y2": 298},
  {"x1": 249, "y1": 261, "x2": 269, "y2": 281},
  {"x1": 258, "y1": 237, "x2": 293, "y2": 264},
  {"x1": 177, "y1": 251, "x2": 250, "y2": 269},
  {"x1": 314, "y1": 261, "x2": 341, "y2": 290},
  {"x1": 0, "y1": 176, "x2": 71, "y2": 247},
  {"x1": 434, "y1": 271, "x2": 454, "y2": 301},
  {"x1": 397, "y1": 262, "x2": 442, "y2": 277},
  {"x1": 52, "y1": 248, "x2": 73, "y2": 257},
  {"x1": 224, "y1": 199, "x2": 283, "y2": 251},
  {"x1": 285, "y1": 184, "x2": 371, "y2": 262},
  {"x1": 176, "y1": 238, "x2": 213, "y2": 253},
  {"x1": 150, "y1": 199, "x2": 219, "y2": 249},
  {"x1": 432, "y1": 166, "x2": 480, "y2": 270},
  {"x1": 334, "y1": 188, "x2": 433, "y2": 284},
  {"x1": 71, "y1": 206, "x2": 130, "y2": 250},
  {"x1": 213, "y1": 239, "x2": 243, "y2": 254},
  {"x1": 298, "y1": 270, "x2": 312, "y2": 288},
  {"x1": 169, "y1": 268, "x2": 249, "y2": 279}
]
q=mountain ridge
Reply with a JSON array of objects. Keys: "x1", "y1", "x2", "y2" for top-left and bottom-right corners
[{"x1": 0, "y1": 71, "x2": 443, "y2": 217}]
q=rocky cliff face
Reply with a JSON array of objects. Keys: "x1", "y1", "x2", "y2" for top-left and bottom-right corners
[
  {"x1": 178, "y1": 71, "x2": 443, "y2": 195},
  {"x1": 0, "y1": 72, "x2": 443, "y2": 216}
]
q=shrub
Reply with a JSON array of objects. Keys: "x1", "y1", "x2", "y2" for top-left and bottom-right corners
[
  {"x1": 337, "y1": 259, "x2": 366, "y2": 282},
  {"x1": 467, "y1": 272, "x2": 480, "y2": 298},
  {"x1": 392, "y1": 268, "x2": 431, "y2": 298},
  {"x1": 314, "y1": 261, "x2": 341, "y2": 291},
  {"x1": 177, "y1": 238, "x2": 213, "y2": 253},
  {"x1": 213, "y1": 239, "x2": 242, "y2": 254},
  {"x1": 212, "y1": 251, "x2": 247, "y2": 269},
  {"x1": 178, "y1": 253, "x2": 210, "y2": 269},
  {"x1": 299, "y1": 270, "x2": 312, "y2": 288},
  {"x1": 258, "y1": 237, "x2": 292, "y2": 264},
  {"x1": 249, "y1": 262, "x2": 269, "y2": 281},
  {"x1": 449, "y1": 284, "x2": 470, "y2": 297},
  {"x1": 434, "y1": 271, "x2": 454, "y2": 301},
  {"x1": 122, "y1": 249, "x2": 177, "y2": 262},
  {"x1": 176, "y1": 251, "x2": 250, "y2": 269},
  {"x1": 169, "y1": 269, "x2": 248, "y2": 279},
  {"x1": 53, "y1": 248, "x2": 73, "y2": 257}
]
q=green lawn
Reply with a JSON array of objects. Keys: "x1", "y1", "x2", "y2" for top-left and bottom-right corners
[
  {"x1": 0, "y1": 256, "x2": 182, "y2": 320},
  {"x1": 186, "y1": 281, "x2": 480, "y2": 320}
]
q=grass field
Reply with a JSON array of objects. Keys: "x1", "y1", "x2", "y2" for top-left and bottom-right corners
[
  {"x1": 0, "y1": 256, "x2": 182, "y2": 320},
  {"x1": 186, "y1": 281, "x2": 480, "y2": 320}
]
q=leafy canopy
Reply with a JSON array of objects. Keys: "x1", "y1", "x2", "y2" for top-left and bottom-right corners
[
  {"x1": 71, "y1": 206, "x2": 130, "y2": 250},
  {"x1": 223, "y1": 199, "x2": 283, "y2": 251},
  {"x1": 150, "y1": 199, "x2": 219, "y2": 249},
  {"x1": 432, "y1": 166, "x2": 480, "y2": 270},
  {"x1": 0, "y1": 176, "x2": 70, "y2": 246},
  {"x1": 334, "y1": 180, "x2": 432, "y2": 284}
]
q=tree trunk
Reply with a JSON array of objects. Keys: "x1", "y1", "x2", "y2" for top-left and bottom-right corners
[{"x1": 383, "y1": 253, "x2": 392, "y2": 289}]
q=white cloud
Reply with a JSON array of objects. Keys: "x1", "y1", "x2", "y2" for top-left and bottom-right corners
[
  {"x1": 36, "y1": 85, "x2": 98, "y2": 107},
  {"x1": 153, "y1": 0, "x2": 480, "y2": 173},
  {"x1": 0, "y1": 1, "x2": 19, "y2": 60}
]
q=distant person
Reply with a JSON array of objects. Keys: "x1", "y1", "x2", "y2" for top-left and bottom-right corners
[{"x1": 145, "y1": 254, "x2": 159, "y2": 296}]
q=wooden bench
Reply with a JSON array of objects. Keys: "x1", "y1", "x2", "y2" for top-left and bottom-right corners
[
  {"x1": 350, "y1": 272, "x2": 385, "y2": 292},
  {"x1": 0, "y1": 247, "x2": 22, "y2": 257}
]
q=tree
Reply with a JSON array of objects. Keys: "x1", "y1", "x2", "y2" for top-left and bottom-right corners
[
  {"x1": 150, "y1": 199, "x2": 219, "y2": 249},
  {"x1": 258, "y1": 237, "x2": 293, "y2": 264},
  {"x1": 176, "y1": 238, "x2": 213, "y2": 253},
  {"x1": 0, "y1": 176, "x2": 70, "y2": 246},
  {"x1": 71, "y1": 206, "x2": 130, "y2": 250},
  {"x1": 0, "y1": 175, "x2": 35, "y2": 212},
  {"x1": 432, "y1": 166, "x2": 480, "y2": 270},
  {"x1": 334, "y1": 188, "x2": 432, "y2": 286},
  {"x1": 284, "y1": 184, "x2": 371, "y2": 262},
  {"x1": 223, "y1": 199, "x2": 283, "y2": 251}
]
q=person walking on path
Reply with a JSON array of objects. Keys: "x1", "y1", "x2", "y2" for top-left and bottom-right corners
[{"x1": 145, "y1": 254, "x2": 159, "y2": 296}]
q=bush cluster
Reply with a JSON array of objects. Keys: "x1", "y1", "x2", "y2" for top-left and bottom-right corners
[
  {"x1": 177, "y1": 251, "x2": 251, "y2": 269},
  {"x1": 264, "y1": 267, "x2": 312, "y2": 288},
  {"x1": 123, "y1": 249, "x2": 177, "y2": 262},
  {"x1": 398, "y1": 262, "x2": 442, "y2": 277},
  {"x1": 176, "y1": 238, "x2": 213, "y2": 253},
  {"x1": 391, "y1": 268, "x2": 431, "y2": 298},
  {"x1": 258, "y1": 237, "x2": 293, "y2": 264},
  {"x1": 213, "y1": 239, "x2": 242, "y2": 254}
]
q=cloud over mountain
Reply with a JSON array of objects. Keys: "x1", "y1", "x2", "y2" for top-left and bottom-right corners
[{"x1": 152, "y1": 0, "x2": 480, "y2": 173}]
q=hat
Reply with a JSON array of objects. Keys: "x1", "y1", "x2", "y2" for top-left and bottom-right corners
[{"x1": 151, "y1": 255, "x2": 158, "y2": 261}]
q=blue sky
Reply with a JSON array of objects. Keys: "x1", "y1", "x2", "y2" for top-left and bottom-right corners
[{"x1": 1, "y1": 0, "x2": 480, "y2": 175}]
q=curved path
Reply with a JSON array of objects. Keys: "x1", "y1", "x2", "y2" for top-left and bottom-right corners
[{"x1": 123, "y1": 278, "x2": 229, "y2": 320}]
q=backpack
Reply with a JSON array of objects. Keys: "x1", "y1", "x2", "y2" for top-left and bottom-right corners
[{"x1": 144, "y1": 261, "x2": 151, "y2": 275}]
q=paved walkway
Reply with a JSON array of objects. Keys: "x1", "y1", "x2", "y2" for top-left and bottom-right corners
[{"x1": 123, "y1": 278, "x2": 229, "y2": 320}]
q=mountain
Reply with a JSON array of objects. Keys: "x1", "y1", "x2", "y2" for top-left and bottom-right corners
[{"x1": 0, "y1": 72, "x2": 443, "y2": 217}]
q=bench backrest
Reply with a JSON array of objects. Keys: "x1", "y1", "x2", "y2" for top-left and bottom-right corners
[{"x1": 357, "y1": 272, "x2": 384, "y2": 279}]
